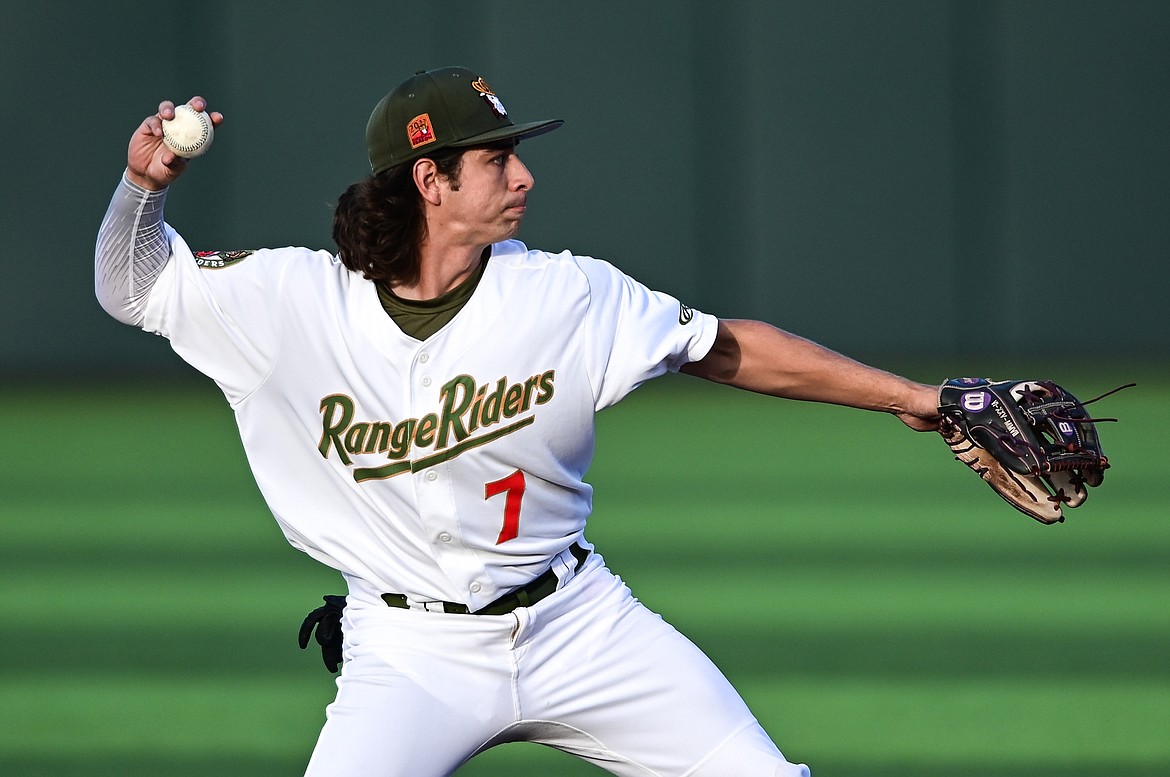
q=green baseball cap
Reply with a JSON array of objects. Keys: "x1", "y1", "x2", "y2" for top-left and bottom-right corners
[{"x1": 365, "y1": 66, "x2": 564, "y2": 175}]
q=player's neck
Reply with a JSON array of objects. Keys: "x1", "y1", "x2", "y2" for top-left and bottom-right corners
[{"x1": 392, "y1": 244, "x2": 489, "y2": 301}]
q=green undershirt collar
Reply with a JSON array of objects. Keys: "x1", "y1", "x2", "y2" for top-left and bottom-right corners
[{"x1": 376, "y1": 257, "x2": 489, "y2": 340}]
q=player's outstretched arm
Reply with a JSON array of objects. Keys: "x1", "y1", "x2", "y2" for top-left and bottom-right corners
[
  {"x1": 680, "y1": 319, "x2": 939, "y2": 431},
  {"x1": 126, "y1": 96, "x2": 224, "y2": 191}
]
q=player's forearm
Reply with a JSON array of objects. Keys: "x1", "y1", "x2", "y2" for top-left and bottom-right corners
[
  {"x1": 683, "y1": 319, "x2": 937, "y2": 417},
  {"x1": 94, "y1": 173, "x2": 171, "y2": 327}
]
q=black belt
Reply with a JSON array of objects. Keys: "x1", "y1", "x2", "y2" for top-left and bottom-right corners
[{"x1": 382, "y1": 543, "x2": 589, "y2": 616}]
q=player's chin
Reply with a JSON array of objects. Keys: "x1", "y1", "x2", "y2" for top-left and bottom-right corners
[{"x1": 498, "y1": 213, "x2": 526, "y2": 237}]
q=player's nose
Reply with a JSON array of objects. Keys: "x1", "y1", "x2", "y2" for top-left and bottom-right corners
[{"x1": 509, "y1": 156, "x2": 534, "y2": 191}]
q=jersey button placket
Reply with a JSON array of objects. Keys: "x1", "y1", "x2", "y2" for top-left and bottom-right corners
[
  {"x1": 421, "y1": 471, "x2": 449, "y2": 548},
  {"x1": 410, "y1": 347, "x2": 475, "y2": 603}
]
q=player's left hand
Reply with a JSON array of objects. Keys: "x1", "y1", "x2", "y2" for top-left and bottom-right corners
[{"x1": 937, "y1": 378, "x2": 1128, "y2": 523}]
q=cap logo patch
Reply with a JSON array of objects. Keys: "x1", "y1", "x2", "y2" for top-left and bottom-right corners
[
  {"x1": 407, "y1": 113, "x2": 437, "y2": 150},
  {"x1": 471, "y1": 77, "x2": 508, "y2": 118}
]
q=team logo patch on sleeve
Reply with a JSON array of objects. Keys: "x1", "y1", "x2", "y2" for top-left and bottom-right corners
[{"x1": 194, "y1": 250, "x2": 255, "y2": 269}]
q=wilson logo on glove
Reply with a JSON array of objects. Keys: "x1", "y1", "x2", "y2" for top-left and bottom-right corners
[{"x1": 960, "y1": 391, "x2": 990, "y2": 412}]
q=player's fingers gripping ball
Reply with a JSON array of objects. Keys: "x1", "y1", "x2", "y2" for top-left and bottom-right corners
[
  {"x1": 162, "y1": 104, "x2": 214, "y2": 158},
  {"x1": 937, "y1": 378, "x2": 1126, "y2": 524}
]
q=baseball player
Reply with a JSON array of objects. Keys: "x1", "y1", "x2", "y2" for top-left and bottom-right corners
[{"x1": 96, "y1": 67, "x2": 940, "y2": 776}]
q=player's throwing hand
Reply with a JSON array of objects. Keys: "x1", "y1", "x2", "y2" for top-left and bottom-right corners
[{"x1": 126, "y1": 96, "x2": 223, "y2": 191}]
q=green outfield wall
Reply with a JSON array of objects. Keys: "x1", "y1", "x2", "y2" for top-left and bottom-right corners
[{"x1": 2, "y1": 1, "x2": 1166, "y2": 377}]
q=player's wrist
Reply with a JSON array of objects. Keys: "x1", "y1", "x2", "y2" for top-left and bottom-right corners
[
  {"x1": 123, "y1": 167, "x2": 169, "y2": 194},
  {"x1": 914, "y1": 382, "x2": 942, "y2": 418},
  {"x1": 888, "y1": 382, "x2": 940, "y2": 426}
]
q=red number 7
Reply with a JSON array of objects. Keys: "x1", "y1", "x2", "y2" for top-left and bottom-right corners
[{"x1": 485, "y1": 469, "x2": 526, "y2": 545}]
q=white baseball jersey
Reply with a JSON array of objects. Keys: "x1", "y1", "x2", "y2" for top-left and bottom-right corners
[{"x1": 142, "y1": 227, "x2": 718, "y2": 610}]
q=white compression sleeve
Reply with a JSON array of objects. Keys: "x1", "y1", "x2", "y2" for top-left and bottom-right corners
[{"x1": 94, "y1": 174, "x2": 170, "y2": 327}]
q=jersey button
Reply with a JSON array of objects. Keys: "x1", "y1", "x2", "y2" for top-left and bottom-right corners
[
  {"x1": 419, "y1": 353, "x2": 430, "y2": 363},
  {"x1": 425, "y1": 471, "x2": 438, "y2": 481},
  {"x1": 438, "y1": 532, "x2": 452, "y2": 543},
  {"x1": 469, "y1": 582, "x2": 482, "y2": 593},
  {"x1": 422, "y1": 377, "x2": 432, "y2": 387}
]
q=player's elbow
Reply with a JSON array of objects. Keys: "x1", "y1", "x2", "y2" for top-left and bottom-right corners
[
  {"x1": 94, "y1": 282, "x2": 146, "y2": 328},
  {"x1": 681, "y1": 322, "x2": 742, "y2": 385}
]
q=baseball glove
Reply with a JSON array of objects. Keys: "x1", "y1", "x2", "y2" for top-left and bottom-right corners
[
  {"x1": 938, "y1": 378, "x2": 1121, "y2": 524},
  {"x1": 298, "y1": 595, "x2": 347, "y2": 673}
]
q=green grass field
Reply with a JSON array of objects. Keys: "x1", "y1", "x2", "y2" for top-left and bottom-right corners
[{"x1": 2, "y1": 368, "x2": 1166, "y2": 776}]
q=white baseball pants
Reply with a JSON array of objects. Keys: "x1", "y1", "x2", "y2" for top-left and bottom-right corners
[{"x1": 304, "y1": 552, "x2": 810, "y2": 776}]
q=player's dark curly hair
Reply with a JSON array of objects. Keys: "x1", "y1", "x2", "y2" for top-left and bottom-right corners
[{"x1": 332, "y1": 148, "x2": 464, "y2": 286}]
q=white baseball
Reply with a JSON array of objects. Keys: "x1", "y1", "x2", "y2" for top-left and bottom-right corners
[{"x1": 161, "y1": 104, "x2": 214, "y2": 158}]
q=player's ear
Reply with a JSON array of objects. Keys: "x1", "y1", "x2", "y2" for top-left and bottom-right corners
[{"x1": 412, "y1": 158, "x2": 443, "y2": 205}]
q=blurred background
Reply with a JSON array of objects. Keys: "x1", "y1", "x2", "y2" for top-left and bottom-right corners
[
  {"x1": 3, "y1": 0, "x2": 1167, "y2": 377},
  {"x1": 1, "y1": 2, "x2": 1167, "y2": 776}
]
